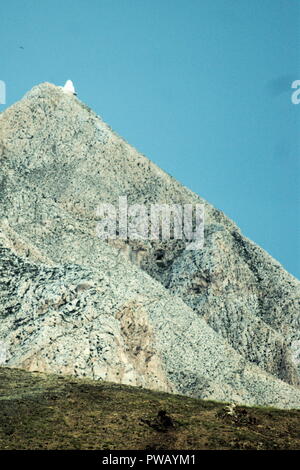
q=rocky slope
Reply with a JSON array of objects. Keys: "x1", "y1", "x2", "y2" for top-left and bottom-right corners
[{"x1": 0, "y1": 83, "x2": 299, "y2": 408}]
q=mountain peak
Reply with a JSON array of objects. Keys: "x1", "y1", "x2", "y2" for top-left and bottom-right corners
[
  {"x1": 0, "y1": 83, "x2": 299, "y2": 409},
  {"x1": 24, "y1": 82, "x2": 75, "y2": 99}
]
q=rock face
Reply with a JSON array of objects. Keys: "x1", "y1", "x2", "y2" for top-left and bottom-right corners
[{"x1": 0, "y1": 82, "x2": 299, "y2": 408}]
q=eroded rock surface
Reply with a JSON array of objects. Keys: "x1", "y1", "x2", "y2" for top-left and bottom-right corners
[{"x1": 0, "y1": 83, "x2": 299, "y2": 408}]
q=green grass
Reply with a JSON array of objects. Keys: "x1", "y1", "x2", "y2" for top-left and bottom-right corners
[{"x1": 0, "y1": 367, "x2": 299, "y2": 450}]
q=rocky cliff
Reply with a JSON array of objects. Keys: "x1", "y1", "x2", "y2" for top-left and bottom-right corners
[{"x1": 0, "y1": 83, "x2": 299, "y2": 408}]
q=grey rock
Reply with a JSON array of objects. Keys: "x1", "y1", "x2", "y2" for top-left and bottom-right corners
[{"x1": 0, "y1": 82, "x2": 299, "y2": 408}]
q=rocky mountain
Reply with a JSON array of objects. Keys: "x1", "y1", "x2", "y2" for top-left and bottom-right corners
[{"x1": 0, "y1": 82, "x2": 299, "y2": 408}]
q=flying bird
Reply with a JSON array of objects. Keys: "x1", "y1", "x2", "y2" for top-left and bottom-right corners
[{"x1": 62, "y1": 80, "x2": 77, "y2": 96}]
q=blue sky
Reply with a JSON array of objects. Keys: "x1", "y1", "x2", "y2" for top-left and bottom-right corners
[{"x1": 1, "y1": 0, "x2": 299, "y2": 278}]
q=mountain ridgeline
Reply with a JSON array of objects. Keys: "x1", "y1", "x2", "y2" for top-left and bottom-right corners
[{"x1": 0, "y1": 83, "x2": 299, "y2": 408}]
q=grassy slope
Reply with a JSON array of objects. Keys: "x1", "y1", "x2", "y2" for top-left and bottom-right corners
[{"x1": 0, "y1": 367, "x2": 299, "y2": 450}]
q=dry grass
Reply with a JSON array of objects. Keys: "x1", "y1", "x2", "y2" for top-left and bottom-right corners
[{"x1": 0, "y1": 367, "x2": 299, "y2": 450}]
